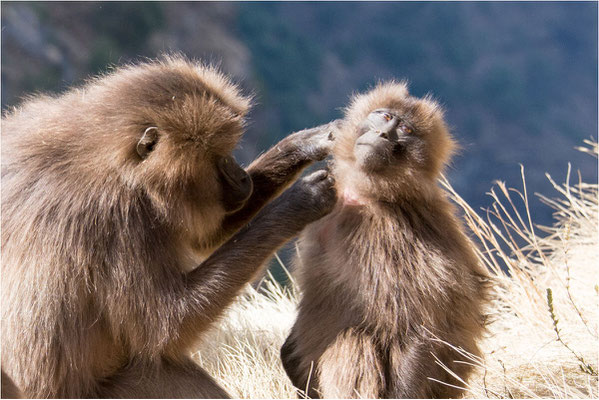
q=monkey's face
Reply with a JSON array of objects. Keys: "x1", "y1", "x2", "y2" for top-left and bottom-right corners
[
  {"x1": 126, "y1": 118, "x2": 252, "y2": 257},
  {"x1": 349, "y1": 95, "x2": 455, "y2": 180},
  {"x1": 354, "y1": 108, "x2": 418, "y2": 173},
  {"x1": 334, "y1": 82, "x2": 456, "y2": 200},
  {"x1": 104, "y1": 59, "x2": 254, "y2": 248},
  {"x1": 131, "y1": 115, "x2": 252, "y2": 229},
  {"x1": 215, "y1": 155, "x2": 253, "y2": 214}
]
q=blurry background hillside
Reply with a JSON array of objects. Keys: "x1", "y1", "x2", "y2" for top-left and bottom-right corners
[{"x1": 2, "y1": 2, "x2": 597, "y2": 228}]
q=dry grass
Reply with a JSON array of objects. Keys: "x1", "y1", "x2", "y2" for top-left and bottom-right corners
[
  {"x1": 193, "y1": 140, "x2": 598, "y2": 398},
  {"x1": 193, "y1": 267, "x2": 300, "y2": 398}
]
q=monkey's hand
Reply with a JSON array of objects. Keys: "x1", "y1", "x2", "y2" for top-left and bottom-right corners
[
  {"x1": 184, "y1": 169, "x2": 336, "y2": 331},
  {"x1": 271, "y1": 169, "x2": 337, "y2": 229},
  {"x1": 222, "y1": 121, "x2": 340, "y2": 236},
  {"x1": 286, "y1": 119, "x2": 341, "y2": 161}
]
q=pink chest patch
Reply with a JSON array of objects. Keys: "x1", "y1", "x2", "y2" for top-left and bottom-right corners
[
  {"x1": 316, "y1": 189, "x2": 366, "y2": 245},
  {"x1": 342, "y1": 188, "x2": 367, "y2": 206}
]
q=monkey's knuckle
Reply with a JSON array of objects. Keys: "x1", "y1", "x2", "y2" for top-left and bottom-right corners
[
  {"x1": 303, "y1": 170, "x2": 327, "y2": 185},
  {"x1": 313, "y1": 184, "x2": 336, "y2": 208},
  {"x1": 299, "y1": 126, "x2": 337, "y2": 161}
]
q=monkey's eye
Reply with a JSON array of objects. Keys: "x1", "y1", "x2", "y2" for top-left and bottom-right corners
[{"x1": 399, "y1": 124, "x2": 413, "y2": 135}]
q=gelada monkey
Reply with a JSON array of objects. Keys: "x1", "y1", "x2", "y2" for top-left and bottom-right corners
[
  {"x1": 281, "y1": 82, "x2": 489, "y2": 398},
  {"x1": 1, "y1": 55, "x2": 338, "y2": 398}
]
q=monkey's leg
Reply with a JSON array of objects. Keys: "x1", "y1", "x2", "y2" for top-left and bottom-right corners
[
  {"x1": 427, "y1": 342, "x2": 476, "y2": 399},
  {"x1": 97, "y1": 358, "x2": 229, "y2": 399},
  {"x1": 385, "y1": 338, "x2": 476, "y2": 399},
  {"x1": 385, "y1": 339, "x2": 464, "y2": 399},
  {"x1": 221, "y1": 121, "x2": 339, "y2": 235},
  {"x1": 281, "y1": 333, "x2": 317, "y2": 399},
  {"x1": 384, "y1": 340, "x2": 430, "y2": 398},
  {"x1": 317, "y1": 329, "x2": 385, "y2": 399}
]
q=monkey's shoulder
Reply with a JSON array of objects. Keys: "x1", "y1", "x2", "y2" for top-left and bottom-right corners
[{"x1": 298, "y1": 199, "x2": 476, "y2": 278}]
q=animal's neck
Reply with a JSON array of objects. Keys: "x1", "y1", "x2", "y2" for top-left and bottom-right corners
[
  {"x1": 341, "y1": 186, "x2": 368, "y2": 206},
  {"x1": 334, "y1": 161, "x2": 437, "y2": 207},
  {"x1": 336, "y1": 168, "x2": 382, "y2": 207}
]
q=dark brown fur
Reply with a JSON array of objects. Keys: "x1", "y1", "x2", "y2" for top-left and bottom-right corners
[
  {"x1": 1, "y1": 56, "x2": 338, "y2": 398},
  {"x1": 281, "y1": 82, "x2": 489, "y2": 398},
  {"x1": 1, "y1": 371, "x2": 22, "y2": 399}
]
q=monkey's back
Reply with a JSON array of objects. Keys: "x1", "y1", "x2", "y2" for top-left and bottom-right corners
[
  {"x1": 0, "y1": 64, "x2": 190, "y2": 398},
  {"x1": 1, "y1": 108, "x2": 151, "y2": 397},
  {"x1": 288, "y1": 196, "x2": 488, "y2": 398}
]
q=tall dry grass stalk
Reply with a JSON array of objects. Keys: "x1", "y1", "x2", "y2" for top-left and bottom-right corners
[
  {"x1": 444, "y1": 138, "x2": 598, "y2": 398},
  {"x1": 193, "y1": 140, "x2": 598, "y2": 398},
  {"x1": 193, "y1": 269, "x2": 300, "y2": 398}
]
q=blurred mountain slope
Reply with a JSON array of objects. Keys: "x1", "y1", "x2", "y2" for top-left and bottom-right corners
[
  {"x1": 236, "y1": 2, "x2": 597, "y2": 225},
  {"x1": 1, "y1": 2, "x2": 597, "y2": 225}
]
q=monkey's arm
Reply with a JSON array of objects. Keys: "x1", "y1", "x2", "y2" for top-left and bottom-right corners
[
  {"x1": 221, "y1": 121, "x2": 339, "y2": 235},
  {"x1": 317, "y1": 329, "x2": 386, "y2": 399},
  {"x1": 177, "y1": 171, "x2": 336, "y2": 341}
]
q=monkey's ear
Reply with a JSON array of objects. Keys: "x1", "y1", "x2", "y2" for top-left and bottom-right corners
[{"x1": 137, "y1": 127, "x2": 159, "y2": 159}]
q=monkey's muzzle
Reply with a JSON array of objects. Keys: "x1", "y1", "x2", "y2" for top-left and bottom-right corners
[{"x1": 218, "y1": 156, "x2": 253, "y2": 213}]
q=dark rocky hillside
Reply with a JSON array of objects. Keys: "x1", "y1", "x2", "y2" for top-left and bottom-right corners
[{"x1": 2, "y1": 2, "x2": 597, "y2": 228}]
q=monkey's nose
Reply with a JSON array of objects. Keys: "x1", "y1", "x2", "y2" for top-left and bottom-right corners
[{"x1": 378, "y1": 128, "x2": 399, "y2": 142}]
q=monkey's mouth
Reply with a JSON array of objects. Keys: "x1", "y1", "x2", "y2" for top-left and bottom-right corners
[
  {"x1": 218, "y1": 156, "x2": 253, "y2": 213},
  {"x1": 392, "y1": 142, "x2": 405, "y2": 156}
]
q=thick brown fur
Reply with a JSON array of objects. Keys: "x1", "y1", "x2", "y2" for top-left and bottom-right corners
[
  {"x1": 281, "y1": 82, "x2": 489, "y2": 398},
  {"x1": 1, "y1": 55, "x2": 338, "y2": 398},
  {"x1": 1, "y1": 370, "x2": 22, "y2": 398}
]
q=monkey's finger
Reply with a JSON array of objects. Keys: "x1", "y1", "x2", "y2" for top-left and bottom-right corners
[
  {"x1": 303, "y1": 169, "x2": 329, "y2": 183},
  {"x1": 326, "y1": 119, "x2": 343, "y2": 141}
]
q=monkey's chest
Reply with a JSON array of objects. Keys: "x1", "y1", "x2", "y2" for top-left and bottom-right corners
[
  {"x1": 305, "y1": 210, "x2": 403, "y2": 288},
  {"x1": 303, "y1": 209, "x2": 433, "y2": 320},
  {"x1": 311, "y1": 205, "x2": 368, "y2": 247}
]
